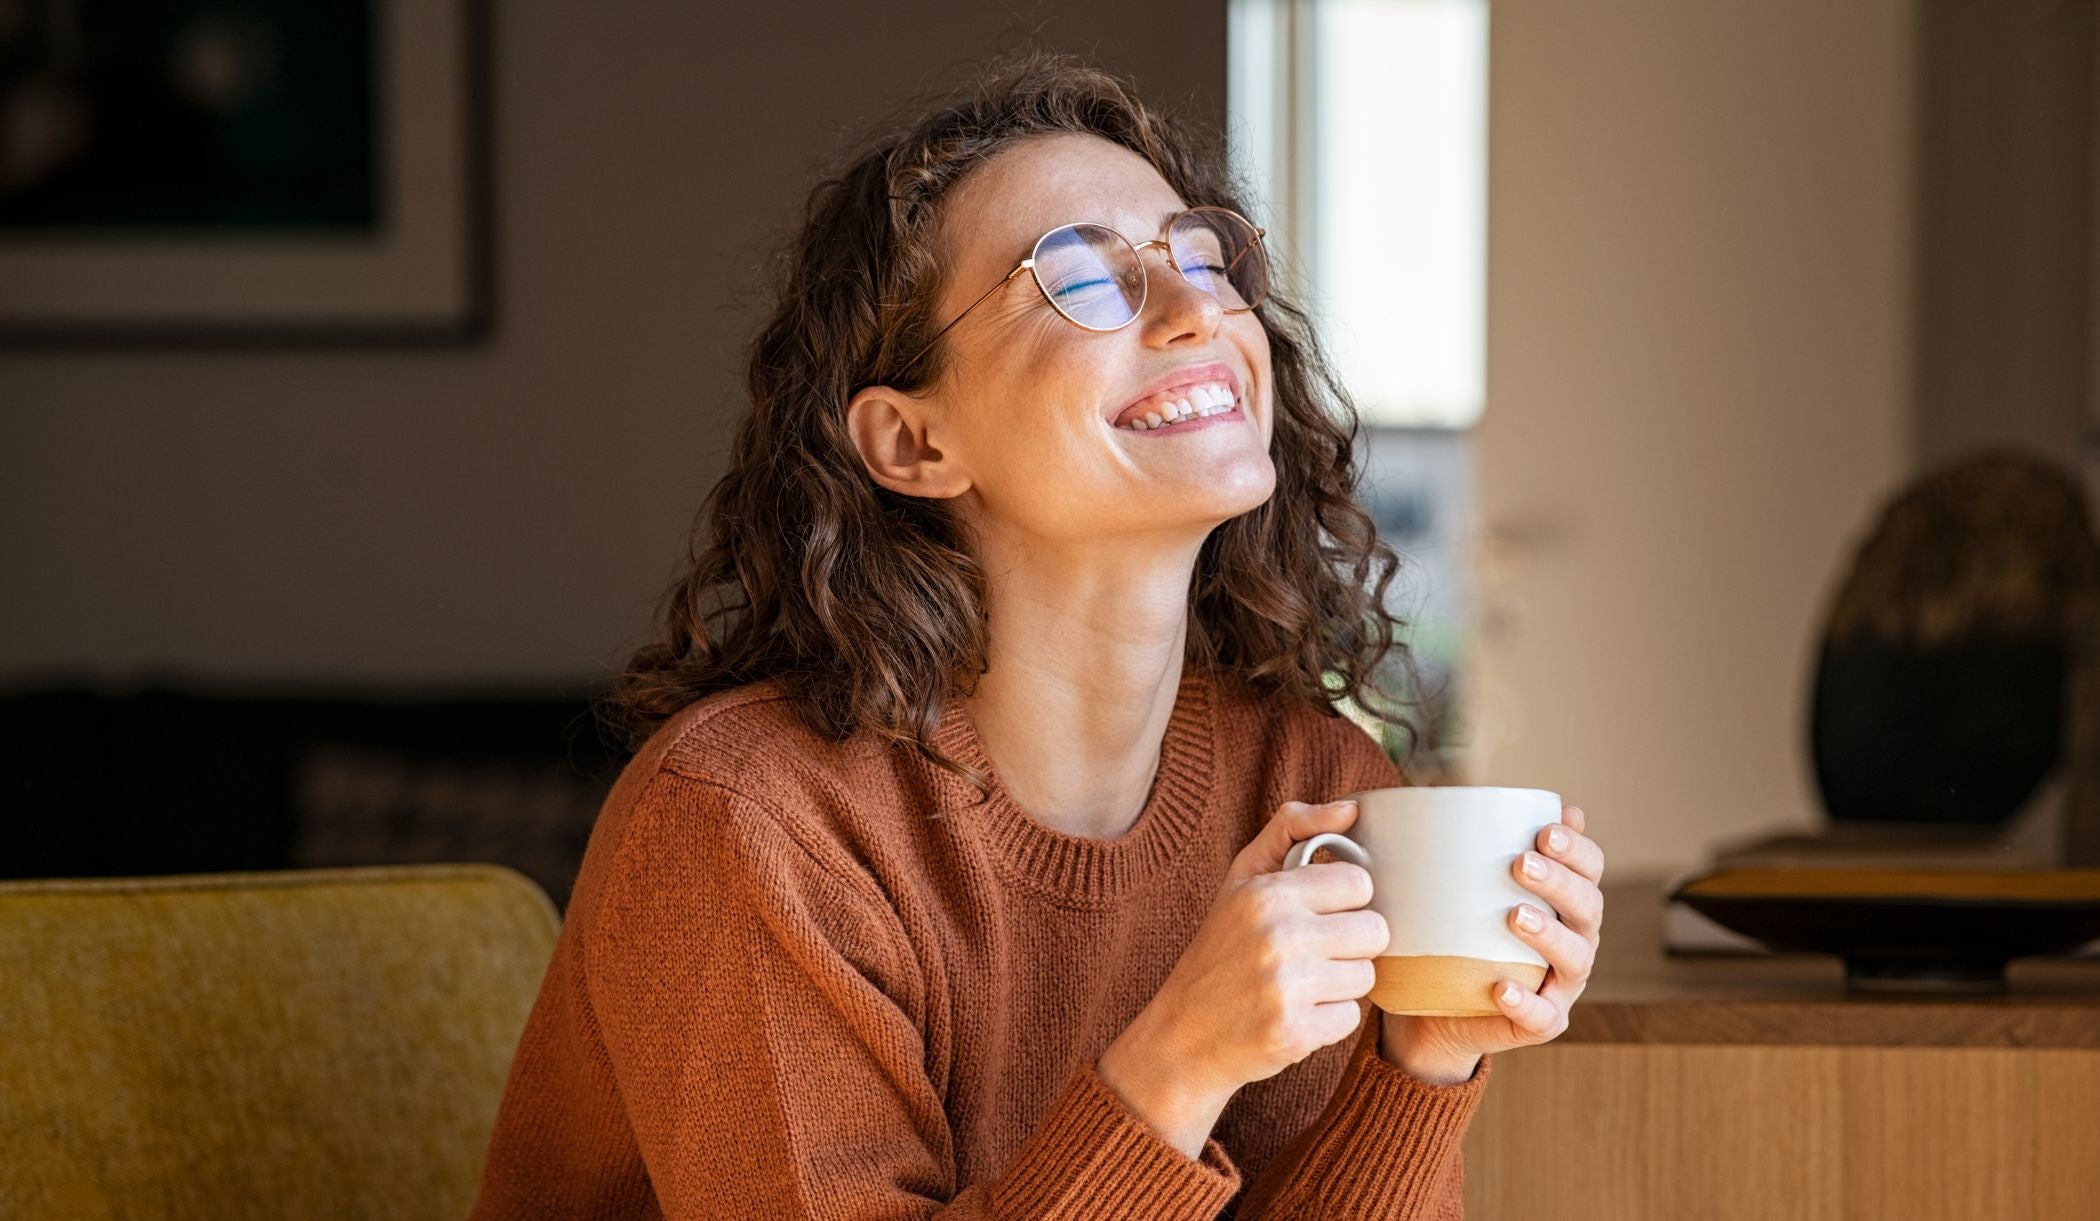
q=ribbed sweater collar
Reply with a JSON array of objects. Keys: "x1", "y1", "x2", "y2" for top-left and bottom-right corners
[{"x1": 924, "y1": 665, "x2": 1219, "y2": 907}]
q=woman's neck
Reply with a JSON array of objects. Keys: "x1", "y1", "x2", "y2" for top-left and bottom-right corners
[{"x1": 963, "y1": 533, "x2": 1204, "y2": 840}]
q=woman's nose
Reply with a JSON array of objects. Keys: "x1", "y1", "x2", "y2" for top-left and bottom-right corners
[{"x1": 1139, "y1": 246, "x2": 1225, "y2": 344}]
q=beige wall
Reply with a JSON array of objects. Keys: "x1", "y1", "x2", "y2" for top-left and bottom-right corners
[
  {"x1": 0, "y1": 4, "x2": 1224, "y2": 688},
  {"x1": 2, "y1": 1, "x2": 1921, "y2": 884},
  {"x1": 1466, "y1": 0, "x2": 1916, "y2": 878}
]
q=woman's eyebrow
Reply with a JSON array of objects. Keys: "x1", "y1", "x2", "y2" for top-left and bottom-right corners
[
  {"x1": 1105, "y1": 208, "x2": 1187, "y2": 237},
  {"x1": 1039, "y1": 207, "x2": 1187, "y2": 238}
]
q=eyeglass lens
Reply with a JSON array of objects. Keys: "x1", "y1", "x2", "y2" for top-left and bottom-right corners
[{"x1": 1032, "y1": 209, "x2": 1269, "y2": 331}]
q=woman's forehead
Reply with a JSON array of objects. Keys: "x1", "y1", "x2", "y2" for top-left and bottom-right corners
[{"x1": 941, "y1": 135, "x2": 1187, "y2": 271}]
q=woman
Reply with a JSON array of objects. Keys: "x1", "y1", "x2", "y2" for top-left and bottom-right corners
[{"x1": 471, "y1": 52, "x2": 1605, "y2": 1220}]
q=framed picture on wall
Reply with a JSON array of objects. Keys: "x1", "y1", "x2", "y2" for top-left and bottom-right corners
[{"x1": 0, "y1": 0, "x2": 492, "y2": 347}]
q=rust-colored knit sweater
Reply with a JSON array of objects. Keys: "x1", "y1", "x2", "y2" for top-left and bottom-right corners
[{"x1": 469, "y1": 666, "x2": 1492, "y2": 1219}]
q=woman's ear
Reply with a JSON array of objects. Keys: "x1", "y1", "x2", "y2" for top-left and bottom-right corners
[{"x1": 845, "y1": 384, "x2": 972, "y2": 500}]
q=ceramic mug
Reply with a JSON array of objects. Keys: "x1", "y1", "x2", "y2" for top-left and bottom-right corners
[{"x1": 1281, "y1": 786, "x2": 1561, "y2": 1016}]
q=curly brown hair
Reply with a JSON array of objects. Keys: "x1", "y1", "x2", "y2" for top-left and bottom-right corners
[{"x1": 601, "y1": 49, "x2": 1436, "y2": 799}]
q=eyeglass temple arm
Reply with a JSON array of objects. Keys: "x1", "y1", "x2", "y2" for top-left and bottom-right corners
[
  {"x1": 1226, "y1": 228, "x2": 1265, "y2": 274},
  {"x1": 892, "y1": 260, "x2": 1032, "y2": 380},
  {"x1": 1157, "y1": 218, "x2": 1265, "y2": 277}
]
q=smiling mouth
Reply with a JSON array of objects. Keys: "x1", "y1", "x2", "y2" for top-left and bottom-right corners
[{"x1": 1112, "y1": 380, "x2": 1243, "y2": 431}]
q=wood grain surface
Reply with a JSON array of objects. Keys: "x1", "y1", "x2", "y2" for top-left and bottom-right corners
[
  {"x1": 1463, "y1": 1045, "x2": 2100, "y2": 1219},
  {"x1": 1457, "y1": 875, "x2": 2100, "y2": 1219}
]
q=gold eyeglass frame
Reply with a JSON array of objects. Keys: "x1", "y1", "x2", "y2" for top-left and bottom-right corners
[{"x1": 889, "y1": 205, "x2": 1269, "y2": 381}]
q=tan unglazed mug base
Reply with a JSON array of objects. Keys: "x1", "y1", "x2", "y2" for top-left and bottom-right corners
[{"x1": 1369, "y1": 955, "x2": 1550, "y2": 1017}]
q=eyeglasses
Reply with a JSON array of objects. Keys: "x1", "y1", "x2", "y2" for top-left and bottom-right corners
[{"x1": 889, "y1": 205, "x2": 1270, "y2": 381}]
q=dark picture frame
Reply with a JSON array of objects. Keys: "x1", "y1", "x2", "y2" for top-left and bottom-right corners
[{"x1": 0, "y1": 0, "x2": 493, "y2": 348}]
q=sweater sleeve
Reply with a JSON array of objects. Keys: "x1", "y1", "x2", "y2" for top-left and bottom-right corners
[
  {"x1": 1224, "y1": 713, "x2": 1492, "y2": 1219},
  {"x1": 583, "y1": 768, "x2": 1244, "y2": 1220},
  {"x1": 1231, "y1": 1009, "x2": 1491, "y2": 1219}
]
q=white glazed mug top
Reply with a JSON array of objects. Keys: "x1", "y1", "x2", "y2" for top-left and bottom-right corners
[{"x1": 1279, "y1": 786, "x2": 1560, "y2": 968}]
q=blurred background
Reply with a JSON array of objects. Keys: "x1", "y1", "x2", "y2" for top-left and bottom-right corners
[{"x1": 4, "y1": 0, "x2": 2097, "y2": 907}]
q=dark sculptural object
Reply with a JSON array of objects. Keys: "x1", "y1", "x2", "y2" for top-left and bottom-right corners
[
  {"x1": 1811, "y1": 635, "x2": 2063, "y2": 826},
  {"x1": 1809, "y1": 447, "x2": 2100, "y2": 828}
]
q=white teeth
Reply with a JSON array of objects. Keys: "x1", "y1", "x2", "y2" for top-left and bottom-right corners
[{"x1": 1116, "y1": 382, "x2": 1238, "y2": 430}]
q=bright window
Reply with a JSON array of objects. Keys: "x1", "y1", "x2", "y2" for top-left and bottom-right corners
[
  {"x1": 1229, "y1": 0, "x2": 1490, "y2": 778},
  {"x1": 1228, "y1": 0, "x2": 1488, "y2": 430}
]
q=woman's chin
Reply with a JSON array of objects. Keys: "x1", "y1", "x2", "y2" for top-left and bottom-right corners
[
  {"x1": 1201, "y1": 453, "x2": 1278, "y2": 505},
  {"x1": 1169, "y1": 467, "x2": 1279, "y2": 526}
]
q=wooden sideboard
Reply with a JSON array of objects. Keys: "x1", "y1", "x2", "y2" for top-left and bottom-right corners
[{"x1": 1459, "y1": 874, "x2": 2100, "y2": 1220}]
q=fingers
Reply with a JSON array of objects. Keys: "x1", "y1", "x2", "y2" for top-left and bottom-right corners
[
  {"x1": 1514, "y1": 849, "x2": 1604, "y2": 938},
  {"x1": 1315, "y1": 906, "x2": 1391, "y2": 959},
  {"x1": 1309, "y1": 998, "x2": 1370, "y2": 1047},
  {"x1": 1277, "y1": 798, "x2": 1359, "y2": 843},
  {"x1": 1238, "y1": 799, "x2": 1360, "y2": 879},
  {"x1": 1491, "y1": 976, "x2": 1568, "y2": 1042},
  {"x1": 1538, "y1": 813, "x2": 1605, "y2": 886},
  {"x1": 1508, "y1": 902, "x2": 1594, "y2": 992},
  {"x1": 1308, "y1": 955, "x2": 1380, "y2": 1005},
  {"x1": 1561, "y1": 804, "x2": 1586, "y2": 835},
  {"x1": 1268, "y1": 860, "x2": 1376, "y2": 915}
]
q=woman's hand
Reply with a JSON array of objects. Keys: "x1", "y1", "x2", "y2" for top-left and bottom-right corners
[
  {"x1": 1096, "y1": 798, "x2": 1389, "y2": 1155},
  {"x1": 1380, "y1": 804, "x2": 1606, "y2": 1082}
]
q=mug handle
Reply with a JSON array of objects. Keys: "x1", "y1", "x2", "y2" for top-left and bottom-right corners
[{"x1": 1281, "y1": 832, "x2": 1374, "y2": 873}]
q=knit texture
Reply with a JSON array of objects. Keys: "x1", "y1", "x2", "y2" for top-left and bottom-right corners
[{"x1": 469, "y1": 667, "x2": 1492, "y2": 1219}]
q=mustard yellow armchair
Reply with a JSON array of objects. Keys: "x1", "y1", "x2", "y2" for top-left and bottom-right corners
[{"x1": 0, "y1": 863, "x2": 560, "y2": 1219}]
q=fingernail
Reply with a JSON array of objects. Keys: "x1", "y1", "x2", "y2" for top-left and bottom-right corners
[
  {"x1": 1514, "y1": 904, "x2": 1544, "y2": 931},
  {"x1": 1546, "y1": 826, "x2": 1569, "y2": 853},
  {"x1": 1499, "y1": 982, "x2": 1522, "y2": 1004},
  {"x1": 1522, "y1": 852, "x2": 1547, "y2": 879}
]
